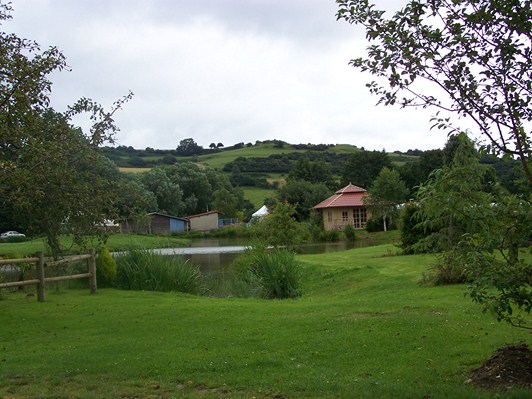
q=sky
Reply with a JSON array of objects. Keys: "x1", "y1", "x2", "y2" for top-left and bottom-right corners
[{"x1": 5, "y1": 0, "x2": 452, "y2": 152}]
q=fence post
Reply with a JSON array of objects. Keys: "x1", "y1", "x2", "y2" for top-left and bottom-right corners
[
  {"x1": 88, "y1": 249, "x2": 97, "y2": 294},
  {"x1": 36, "y1": 252, "x2": 45, "y2": 302}
]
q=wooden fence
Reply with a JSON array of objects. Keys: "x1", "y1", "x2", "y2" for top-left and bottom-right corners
[{"x1": 0, "y1": 250, "x2": 96, "y2": 301}]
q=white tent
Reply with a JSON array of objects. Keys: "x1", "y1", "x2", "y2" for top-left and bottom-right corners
[{"x1": 251, "y1": 205, "x2": 269, "y2": 220}]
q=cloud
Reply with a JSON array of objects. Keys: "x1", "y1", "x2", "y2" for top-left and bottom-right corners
[{"x1": 6, "y1": 0, "x2": 448, "y2": 151}]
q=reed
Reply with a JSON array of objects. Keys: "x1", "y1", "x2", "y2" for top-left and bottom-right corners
[{"x1": 114, "y1": 245, "x2": 203, "y2": 294}]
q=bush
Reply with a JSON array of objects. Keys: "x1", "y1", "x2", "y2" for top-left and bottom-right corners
[
  {"x1": 400, "y1": 203, "x2": 438, "y2": 254},
  {"x1": 321, "y1": 230, "x2": 340, "y2": 242},
  {"x1": 232, "y1": 246, "x2": 302, "y2": 299},
  {"x1": 343, "y1": 224, "x2": 356, "y2": 241},
  {"x1": 96, "y1": 244, "x2": 117, "y2": 286},
  {"x1": 365, "y1": 216, "x2": 396, "y2": 232},
  {"x1": 421, "y1": 250, "x2": 470, "y2": 286},
  {"x1": 115, "y1": 246, "x2": 203, "y2": 294},
  {"x1": 0, "y1": 236, "x2": 28, "y2": 243}
]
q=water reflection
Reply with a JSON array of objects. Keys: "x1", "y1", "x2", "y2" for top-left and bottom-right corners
[
  {"x1": 182, "y1": 252, "x2": 241, "y2": 276},
  {"x1": 179, "y1": 238, "x2": 380, "y2": 273}
]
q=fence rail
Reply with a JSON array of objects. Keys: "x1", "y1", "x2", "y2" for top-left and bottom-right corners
[{"x1": 0, "y1": 250, "x2": 97, "y2": 301}]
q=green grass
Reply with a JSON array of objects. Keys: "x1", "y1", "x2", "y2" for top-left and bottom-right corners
[
  {"x1": 0, "y1": 233, "x2": 191, "y2": 257},
  {"x1": 1, "y1": 245, "x2": 530, "y2": 398},
  {"x1": 241, "y1": 187, "x2": 276, "y2": 208}
]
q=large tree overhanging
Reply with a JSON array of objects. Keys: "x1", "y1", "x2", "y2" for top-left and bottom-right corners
[
  {"x1": 0, "y1": 2, "x2": 132, "y2": 255},
  {"x1": 336, "y1": 0, "x2": 532, "y2": 183}
]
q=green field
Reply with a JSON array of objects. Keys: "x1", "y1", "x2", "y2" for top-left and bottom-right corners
[
  {"x1": 241, "y1": 187, "x2": 276, "y2": 209},
  {"x1": 1, "y1": 245, "x2": 529, "y2": 398}
]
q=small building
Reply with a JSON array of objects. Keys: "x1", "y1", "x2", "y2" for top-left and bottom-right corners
[
  {"x1": 313, "y1": 183, "x2": 371, "y2": 231},
  {"x1": 187, "y1": 210, "x2": 223, "y2": 232},
  {"x1": 120, "y1": 212, "x2": 189, "y2": 234}
]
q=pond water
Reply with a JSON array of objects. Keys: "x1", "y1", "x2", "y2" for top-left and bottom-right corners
[{"x1": 158, "y1": 238, "x2": 382, "y2": 275}]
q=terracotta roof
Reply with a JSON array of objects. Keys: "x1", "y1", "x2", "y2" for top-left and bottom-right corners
[{"x1": 313, "y1": 183, "x2": 367, "y2": 209}]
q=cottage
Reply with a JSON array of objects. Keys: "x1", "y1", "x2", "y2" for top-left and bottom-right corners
[
  {"x1": 187, "y1": 210, "x2": 223, "y2": 232},
  {"x1": 313, "y1": 183, "x2": 371, "y2": 231},
  {"x1": 120, "y1": 212, "x2": 189, "y2": 234}
]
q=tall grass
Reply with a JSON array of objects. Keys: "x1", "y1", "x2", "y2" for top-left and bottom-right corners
[
  {"x1": 232, "y1": 246, "x2": 302, "y2": 299},
  {"x1": 114, "y1": 246, "x2": 203, "y2": 294}
]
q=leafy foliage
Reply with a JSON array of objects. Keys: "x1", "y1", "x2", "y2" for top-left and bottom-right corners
[
  {"x1": 175, "y1": 138, "x2": 203, "y2": 156},
  {"x1": 114, "y1": 246, "x2": 203, "y2": 294},
  {"x1": 277, "y1": 179, "x2": 332, "y2": 221},
  {"x1": 342, "y1": 150, "x2": 392, "y2": 188},
  {"x1": 288, "y1": 156, "x2": 337, "y2": 189},
  {"x1": 337, "y1": 0, "x2": 532, "y2": 183},
  {"x1": 0, "y1": 4, "x2": 132, "y2": 256},
  {"x1": 232, "y1": 246, "x2": 302, "y2": 299},
  {"x1": 343, "y1": 224, "x2": 356, "y2": 241},
  {"x1": 255, "y1": 201, "x2": 309, "y2": 247},
  {"x1": 415, "y1": 133, "x2": 531, "y2": 327},
  {"x1": 399, "y1": 202, "x2": 436, "y2": 254},
  {"x1": 365, "y1": 167, "x2": 407, "y2": 231},
  {"x1": 399, "y1": 149, "x2": 444, "y2": 197},
  {"x1": 96, "y1": 244, "x2": 117, "y2": 286}
]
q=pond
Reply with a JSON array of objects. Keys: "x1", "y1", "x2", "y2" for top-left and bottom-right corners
[{"x1": 157, "y1": 238, "x2": 384, "y2": 275}]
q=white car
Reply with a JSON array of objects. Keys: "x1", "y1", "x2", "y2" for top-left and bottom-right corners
[{"x1": 1, "y1": 231, "x2": 26, "y2": 238}]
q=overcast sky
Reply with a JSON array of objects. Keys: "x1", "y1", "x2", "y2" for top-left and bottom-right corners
[{"x1": 6, "y1": 0, "x2": 452, "y2": 151}]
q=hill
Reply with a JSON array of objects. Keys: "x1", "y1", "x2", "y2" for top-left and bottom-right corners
[
  {"x1": 104, "y1": 140, "x2": 420, "y2": 207},
  {"x1": 105, "y1": 140, "x2": 417, "y2": 171}
]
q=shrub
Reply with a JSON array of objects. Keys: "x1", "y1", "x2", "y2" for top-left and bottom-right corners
[
  {"x1": 115, "y1": 246, "x2": 203, "y2": 294},
  {"x1": 343, "y1": 224, "x2": 356, "y2": 241},
  {"x1": 421, "y1": 250, "x2": 470, "y2": 286},
  {"x1": 365, "y1": 216, "x2": 396, "y2": 232},
  {"x1": 96, "y1": 244, "x2": 117, "y2": 287},
  {"x1": 232, "y1": 246, "x2": 302, "y2": 299},
  {"x1": 400, "y1": 203, "x2": 438, "y2": 254},
  {"x1": 321, "y1": 230, "x2": 340, "y2": 242},
  {"x1": 0, "y1": 236, "x2": 28, "y2": 243}
]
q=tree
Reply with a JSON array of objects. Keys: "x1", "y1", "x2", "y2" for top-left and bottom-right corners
[
  {"x1": 211, "y1": 188, "x2": 242, "y2": 219},
  {"x1": 163, "y1": 163, "x2": 212, "y2": 215},
  {"x1": 288, "y1": 157, "x2": 336, "y2": 189},
  {"x1": 416, "y1": 133, "x2": 531, "y2": 327},
  {"x1": 0, "y1": 4, "x2": 132, "y2": 255},
  {"x1": 255, "y1": 201, "x2": 306, "y2": 247},
  {"x1": 278, "y1": 179, "x2": 333, "y2": 221},
  {"x1": 337, "y1": 0, "x2": 532, "y2": 184},
  {"x1": 176, "y1": 138, "x2": 203, "y2": 156},
  {"x1": 342, "y1": 150, "x2": 392, "y2": 188},
  {"x1": 399, "y1": 149, "x2": 443, "y2": 197},
  {"x1": 3, "y1": 111, "x2": 124, "y2": 254},
  {"x1": 139, "y1": 168, "x2": 183, "y2": 216},
  {"x1": 365, "y1": 167, "x2": 408, "y2": 231},
  {"x1": 114, "y1": 176, "x2": 157, "y2": 222},
  {"x1": 416, "y1": 133, "x2": 492, "y2": 252}
]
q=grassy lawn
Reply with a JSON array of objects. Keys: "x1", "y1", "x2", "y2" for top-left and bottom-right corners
[
  {"x1": 241, "y1": 187, "x2": 276, "y2": 209},
  {"x1": 0, "y1": 234, "x2": 191, "y2": 257},
  {"x1": 1, "y1": 245, "x2": 530, "y2": 398}
]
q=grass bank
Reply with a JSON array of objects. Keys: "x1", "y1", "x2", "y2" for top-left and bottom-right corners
[{"x1": 1, "y1": 244, "x2": 530, "y2": 398}]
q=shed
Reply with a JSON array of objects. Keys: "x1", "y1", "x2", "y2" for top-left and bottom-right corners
[
  {"x1": 120, "y1": 212, "x2": 189, "y2": 234},
  {"x1": 187, "y1": 210, "x2": 223, "y2": 232}
]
